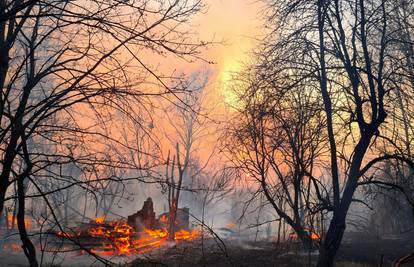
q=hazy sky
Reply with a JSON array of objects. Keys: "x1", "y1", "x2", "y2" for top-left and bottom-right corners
[
  {"x1": 197, "y1": 0, "x2": 263, "y2": 104},
  {"x1": 149, "y1": 0, "x2": 265, "y2": 162},
  {"x1": 173, "y1": 0, "x2": 264, "y2": 106}
]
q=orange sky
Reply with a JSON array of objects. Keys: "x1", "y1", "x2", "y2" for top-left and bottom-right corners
[
  {"x1": 176, "y1": 0, "x2": 264, "y2": 106},
  {"x1": 72, "y1": 1, "x2": 265, "y2": 171},
  {"x1": 149, "y1": 0, "x2": 265, "y2": 163}
]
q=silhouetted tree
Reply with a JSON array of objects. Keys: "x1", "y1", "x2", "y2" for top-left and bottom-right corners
[
  {"x1": 237, "y1": 0, "x2": 414, "y2": 265},
  {"x1": 225, "y1": 68, "x2": 327, "y2": 249},
  {"x1": 0, "y1": 0, "x2": 207, "y2": 265}
]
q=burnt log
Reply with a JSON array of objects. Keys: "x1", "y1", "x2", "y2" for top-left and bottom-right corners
[{"x1": 127, "y1": 197, "x2": 156, "y2": 231}]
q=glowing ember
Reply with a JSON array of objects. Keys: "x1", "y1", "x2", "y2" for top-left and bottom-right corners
[
  {"x1": 2, "y1": 243, "x2": 21, "y2": 252},
  {"x1": 145, "y1": 228, "x2": 168, "y2": 238},
  {"x1": 56, "y1": 231, "x2": 80, "y2": 238},
  {"x1": 57, "y1": 218, "x2": 201, "y2": 256},
  {"x1": 174, "y1": 229, "x2": 201, "y2": 241}
]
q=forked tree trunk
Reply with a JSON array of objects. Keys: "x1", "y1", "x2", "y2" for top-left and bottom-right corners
[{"x1": 317, "y1": 134, "x2": 373, "y2": 266}]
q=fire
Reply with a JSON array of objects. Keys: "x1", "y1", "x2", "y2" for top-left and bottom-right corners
[
  {"x1": 310, "y1": 232, "x2": 320, "y2": 240},
  {"x1": 2, "y1": 215, "x2": 32, "y2": 253},
  {"x1": 145, "y1": 228, "x2": 168, "y2": 238},
  {"x1": 2, "y1": 243, "x2": 21, "y2": 252},
  {"x1": 56, "y1": 231, "x2": 80, "y2": 238},
  {"x1": 7, "y1": 214, "x2": 32, "y2": 230},
  {"x1": 58, "y1": 217, "x2": 201, "y2": 256},
  {"x1": 174, "y1": 229, "x2": 201, "y2": 241},
  {"x1": 95, "y1": 217, "x2": 105, "y2": 224},
  {"x1": 289, "y1": 230, "x2": 320, "y2": 241}
]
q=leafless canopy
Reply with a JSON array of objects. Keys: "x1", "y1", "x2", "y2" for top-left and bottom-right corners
[
  {"x1": 225, "y1": 0, "x2": 414, "y2": 265},
  {"x1": 0, "y1": 0, "x2": 208, "y2": 265}
]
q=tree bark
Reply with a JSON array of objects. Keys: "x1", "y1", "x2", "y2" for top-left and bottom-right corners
[
  {"x1": 17, "y1": 177, "x2": 38, "y2": 267},
  {"x1": 317, "y1": 214, "x2": 346, "y2": 267}
]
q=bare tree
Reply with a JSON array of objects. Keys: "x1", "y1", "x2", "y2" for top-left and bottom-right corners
[
  {"x1": 225, "y1": 67, "x2": 327, "y2": 249},
  {"x1": 0, "y1": 1, "x2": 208, "y2": 265},
  {"x1": 237, "y1": 0, "x2": 414, "y2": 265},
  {"x1": 194, "y1": 166, "x2": 233, "y2": 263},
  {"x1": 161, "y1": 71, "x2": 210, "y2": 240}
]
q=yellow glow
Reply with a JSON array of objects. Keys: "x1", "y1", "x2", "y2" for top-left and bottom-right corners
[
  {"x1": 219, "y1": 59, "x2": 243, "y2": 107},
  {"x1": 192, "y1": 0, "x2": 263, "y2": 110},
  {"x1": 217, "y1": 35, "x2": 257, "y2": 109}
]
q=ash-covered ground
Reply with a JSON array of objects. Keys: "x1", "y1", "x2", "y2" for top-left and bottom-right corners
[
  {"x1": 128, "y1": 232, "x2": 414, "y2": 267},
  {"x1": 1, "y1": 232, "x2": 413, "y2": 266}
]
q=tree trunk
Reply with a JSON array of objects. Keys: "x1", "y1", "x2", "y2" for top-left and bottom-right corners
[
  {"x1": 0, "y1": 189, "x2": 6, "y2": 220},
  {"x1": 316, "y1": 214, "x2": 346, "y2": 267},
  {"x1": 168, "y1": 198, "x2": 177, "y2": 241},
  {"x1": 277, "y1": 219, "x2": 281, "y2": 245},
  {"x1": 295, "y1": 225, "x2": 314, "y2": 251},
  {"x1": 317, "y1": 134, "x2": 372, "y2": 266},
  {"x1": 17, "y1": 177, "x2": 38, "y2": 267}
]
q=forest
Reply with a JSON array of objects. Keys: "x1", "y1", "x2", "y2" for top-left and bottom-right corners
[{"x1": 1, "y1": 0, "x2": 414, "y2": 266}]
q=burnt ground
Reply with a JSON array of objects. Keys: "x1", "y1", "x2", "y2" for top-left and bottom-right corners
[
  {"x1": 129, "y1": 233, "x2": 414, "y2": 267},
  {"x1": 1, "y1": 232, "x2": 414, "y2": 266},
  {"x1": 335, "y1": 232, "x2": 414, "y2": 266},
  {"x1": 128, "y1": 240, "x2": 317, "y2": 267}
]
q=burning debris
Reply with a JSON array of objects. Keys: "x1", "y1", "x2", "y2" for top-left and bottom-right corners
[
  {"x1": 288, "y1": 230, "x2": 321, "y2": 241},
  {"x1": 54, "y1": 197, "x2": 200, "y2": 256},
  {"x1": 5, "y1": 213, "x2": 32, "y2": 230}
]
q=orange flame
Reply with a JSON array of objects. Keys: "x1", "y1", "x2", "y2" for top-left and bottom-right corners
[
  {"x1": 174, "y1": 229, "x2": 201, "y2": 241},
  {"x1": 74, "y1": 218, "x2": 201, "y2": 255},
  {"x1": 95, "y1": 217, "x2": 105, "y2": 224},
  {"x1": 289, "y1": 230, "x2": 320, "y2": 240},
  {"x1": 7, "y1": 214, "x2": 32, "y2": 230}
]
